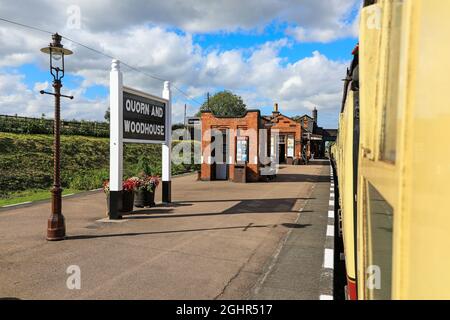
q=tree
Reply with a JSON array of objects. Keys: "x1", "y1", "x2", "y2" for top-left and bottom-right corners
[
  {"x1": 197, "y1": 91, "x2": 247, "y2": 117},
  {"x1": 104, "y1": 107, "x2": 110, "y2": 123},
  {"x1": 172, "y1": 123, "x2": 185, "y2": 130}
]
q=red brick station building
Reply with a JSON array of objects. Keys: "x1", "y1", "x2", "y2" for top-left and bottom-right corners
[{"x1": 199, "y1": 104, "x2": 336, "y2": 182}]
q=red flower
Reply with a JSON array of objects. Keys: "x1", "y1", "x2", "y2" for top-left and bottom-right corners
[
  {"x1": 103, "y1": 180, "x2": 110, "y2": 193},
  {"x1": 122, "y1": 178, "x2": 137, "y2": 192}
]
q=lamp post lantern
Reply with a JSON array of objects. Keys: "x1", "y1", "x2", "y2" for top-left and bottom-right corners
[{"x1": 40, "y1": 33, "x2": 73, "y2": 241}]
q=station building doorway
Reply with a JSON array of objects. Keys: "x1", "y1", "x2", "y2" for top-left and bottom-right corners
[
  {"x1": 211, "y1": 129, "x2": 229, "y2": 180},
  {"x1": 272, "y1": 133, "x2": 296, "y2": 165},
  {"x1": 277, "y1": 135, "x2": 287, "y2": 164},
  {"x1": 267, "y1": 104, "x2": 303, "y2": 165}
]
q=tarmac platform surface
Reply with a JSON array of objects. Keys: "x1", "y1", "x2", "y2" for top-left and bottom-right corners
[{"x1": 0, "y1": 162, "x2": 332, "y2": 300}]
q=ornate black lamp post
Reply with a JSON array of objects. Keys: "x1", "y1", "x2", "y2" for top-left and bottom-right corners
[{"x1": 40, "y1": 33, "x2": 73, "y2": 241}]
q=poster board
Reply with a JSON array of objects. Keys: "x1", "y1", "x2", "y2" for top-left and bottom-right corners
[
  {"x1": 287, "y1": 135, "x2": 294, "y2": 158},
  {"x1": 236, "y1": 136, "x2": 249, "y2": 164}
]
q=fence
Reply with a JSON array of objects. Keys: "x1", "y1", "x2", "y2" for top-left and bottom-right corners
[{"x1": 0, "y1": 114, "x2": 110, "y2": 137}]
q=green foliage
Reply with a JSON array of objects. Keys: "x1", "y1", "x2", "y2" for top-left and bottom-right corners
[
  {"x1": 136, "y1": 155, "x2": 155, "y2": 176},
  {"x1": 172, "y1": 123, "x2": 185, "y2": 131},
  {"x1": 66, "y1": 168, "x2": 109, "y2": 190},
  {"x1": 0, "y1": 133, "x2": 199, "y2": 199},
  {"x1": 197, "y1": 91, "x2": 247, "y2": 117},
  {"x1": 0, "y1": 115, "x2": 109, "y2": 137},
  {"x1": 1, "y1": 115, "x2": 194, "y2": 138},
  {"x1": 104, "y1": 107, "x2": 110, "y2": 123}
]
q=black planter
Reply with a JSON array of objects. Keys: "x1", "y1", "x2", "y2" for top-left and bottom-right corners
[
  {"x1": 106, "y1": 193, "x2": 121, "y2": 214},
  {"x1": 106, "y1": 191, "x2": 134, "y2": 217},
  {"x1": 121, "y1": 191, "x2": 135, "y2": 213},
  {"x1": 134, "y1": 189, "x2": 156, "y2": 208}
]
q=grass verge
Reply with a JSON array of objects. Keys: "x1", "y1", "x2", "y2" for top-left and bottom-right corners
[{"x1": 0, "y1": 188, "x2": 81, "y2": 207}]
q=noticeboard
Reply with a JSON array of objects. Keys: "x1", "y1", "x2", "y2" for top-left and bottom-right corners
[
  {"x1": 123, "y1": 87, "x2": 167, "y2": 143},
  {"x1": 236, "y1": 136, "x2": 249, "y2": 164},
  {"x1": 287, "y1": 135, "x2": 294, "y2": 157},
  {"x1": 187, "y1": 117, "x2": 201, "y2": 126}
]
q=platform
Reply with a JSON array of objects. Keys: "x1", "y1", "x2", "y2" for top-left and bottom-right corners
[{"x1": 0, "y1": 163, "x2": 333, "y2": 300}]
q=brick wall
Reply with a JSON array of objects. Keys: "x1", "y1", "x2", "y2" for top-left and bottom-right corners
[
  {"x1": 271, "y1": 114, "x2": 303, "y2": 160},
  {"x1": 200, "y1": 111, "x2": 264, "y2": 182}
]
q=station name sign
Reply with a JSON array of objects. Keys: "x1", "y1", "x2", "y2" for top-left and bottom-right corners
[{"x1": 123, "y1": 88, "x2": 167, "y2": 143}]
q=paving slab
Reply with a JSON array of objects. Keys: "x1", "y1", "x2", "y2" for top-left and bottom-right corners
[{"x1": 249, "y1": 162, "x2": 332, "y2": 300}]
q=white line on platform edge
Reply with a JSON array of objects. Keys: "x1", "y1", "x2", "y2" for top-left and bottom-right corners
[
  {"x1": 328, "y1": 210, "x2": 334, "y2": 218},
  {"x1": 2, "y1": 201, "x2": 32, "y2": 208},
  {"x1": 329, "y1": 200, "x2": 334, "y2": 206},
  {"x1": 320, "y1": 295, "x2": 333, "y2": 300},
  {"x1": 62, "y1": 193, "x2": 74, "y2": 197},
  {"x1": 96, "y1": 218, "x2": 129, "y2": 223},
  {"x1": 324, "y1": 248, "x2": 334, "y2": 269},
  {"x1": 327, "y1": 225, "x2": 335, "y2": 237}
]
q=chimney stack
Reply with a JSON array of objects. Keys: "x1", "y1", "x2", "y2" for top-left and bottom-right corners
[
  {"x1": 273, "y1": 103, "x2": 280, "y2": 116},
  {"x1": 313, "y1": 107, "x2": 318, "y2": 124}
]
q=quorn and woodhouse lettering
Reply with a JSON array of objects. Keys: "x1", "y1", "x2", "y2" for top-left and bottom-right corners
[{"x1": 122, "y1": 90, "x2": 167, "y2": 142}]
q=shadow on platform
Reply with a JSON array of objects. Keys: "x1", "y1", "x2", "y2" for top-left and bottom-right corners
[
  {"x1": 126, "y1": 197, "x2": 315, "y2": 221},
  {"x1": 69, "y1": 221, "x2": 312, "y2": 241}
]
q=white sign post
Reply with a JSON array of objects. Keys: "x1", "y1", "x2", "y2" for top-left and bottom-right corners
[
  {"x1": 109, "y1": 60, "x2": 124, "y2": 219},
  {"x1": 109, "y1": 59, "x2": 172, "y2": 220},
  {"x1": 162, "y1": 81, "x2": 172, "y2": 203}
]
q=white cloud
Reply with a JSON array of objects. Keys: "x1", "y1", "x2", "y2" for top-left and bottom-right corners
[
  {"x1": 0, "y1": 73, "x2": 49, "y2": 116},
  {"x1": 0, "y1": 1, "x2": 355, "y2": 126},
  {"x1": 286, "y1": 5, "x2": 361, "y2": 43},
  {"x1": 0, "y1": 26, "x2": 348, "y2": 124},
  {"x1": 0, "y1": 73, "x2": 108, "y2": 120},
  {"x1": 280, "y1": 76, "x2": 303, "y2": 98},
  {"x1": 33, "y1": 81, "x2": 49, "y2": 92},
  {"x1": 0, "y1": 0, "x2": 360, "y2": 38},
  {"x1": 287, "y1": 26, "x2": 349, "y2": 43}
]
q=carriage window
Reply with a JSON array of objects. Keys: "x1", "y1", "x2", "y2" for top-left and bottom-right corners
[
  {"x1": 380, "y1": 0, "x2": 403, "y2": 163},
  {"x1": 365, "y1": 183, "x2": 393, "y2": 300}
]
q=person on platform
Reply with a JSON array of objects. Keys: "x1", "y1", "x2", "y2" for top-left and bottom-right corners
[{"x1": 302, "y1": 145, "x2": 308, "y2": 165}]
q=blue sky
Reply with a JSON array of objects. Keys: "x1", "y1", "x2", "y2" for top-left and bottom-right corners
[
  {"x1": 195, "y1": 32, "x2": 356, "y2": 63},
  {"x1": 0, "y1": 0, "x2": 360, "y2": 129}
]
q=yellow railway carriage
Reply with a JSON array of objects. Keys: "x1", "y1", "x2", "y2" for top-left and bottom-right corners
[
  {"x1": 334, "y1": 0, "x2": 450, "y2": 300},
  {"x1": 334, "y1": 44, "x2": 360, "y2": 300}
]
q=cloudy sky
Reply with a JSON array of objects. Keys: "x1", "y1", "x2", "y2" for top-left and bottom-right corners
[{"x1": 0, "y1": 0, "x2": 360, "y2": 128}]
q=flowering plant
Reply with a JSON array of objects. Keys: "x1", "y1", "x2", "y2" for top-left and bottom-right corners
[
  {"x1": 102, "y1": 178, "x2": 139, "y2": 194},
  {"x1": 135, "y1": 174, "x2": 160, "y2": 192},
  {"x1": 103, "y1": 180, "x2": 110, "y2": 194},
  {"x1": 123, "y1": 178, "x2": 139, "y2": 192}
]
